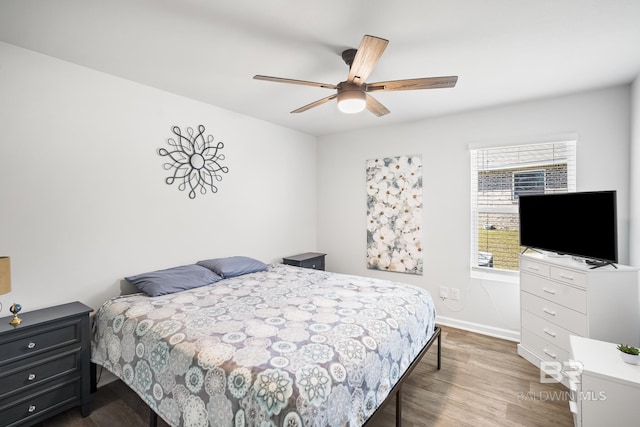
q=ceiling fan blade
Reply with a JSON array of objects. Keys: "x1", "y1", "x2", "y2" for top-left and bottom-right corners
[
  {"x1": 366, "y1": 94, "x2": 390, "y2": 117},
  {"x1": 254, "y1": 75, "x2": 337, "y2": 90},
  {"x1": 347, "y1": 35, "x2": 389, "y2": 85},
  {"x1": 291, "y1": 94, "x2": 338, "y2": 113},
  {"x1": 366, "y1": 76, "x2": 458, "y2": 92}
]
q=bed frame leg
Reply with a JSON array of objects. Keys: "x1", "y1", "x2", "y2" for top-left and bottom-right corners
[
  {"x1": 150, "y1": 410, "x2": 158, "y2": 427},
  {"x1": 437, "y1": 327, "x2": 441, "y2": 370},
  {"x1": 396, "y1": 387, "x2": 402, "y2": 427},
  {"x1": 90, "y1": 363, "x2": 97, "y2": 393}
]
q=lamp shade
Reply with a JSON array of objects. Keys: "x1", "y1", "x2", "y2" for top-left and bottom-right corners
[
  {"x1": 337, "y1": 83, "x2": 366, "y2": 114},
  {"x1": 0, "y1": 257, "x2": 11, "y2": 295}
]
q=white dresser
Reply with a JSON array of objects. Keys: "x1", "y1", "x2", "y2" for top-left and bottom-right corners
[
  {"x1": 518, "y1": 253, "x2": 639, "y2": 377},
  {"x1": 569, "y1": 335, "x2": 640, "y2": 426}
]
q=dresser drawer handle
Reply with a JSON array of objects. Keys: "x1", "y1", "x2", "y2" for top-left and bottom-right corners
[
  {"x1": 543, "y1": 308, "x2": 556, "y2": 316},
  {"x1": 527, "y1": 265, "x2": 540, "y2": 271},
  {"x1": 543, "y1": 349, "x2": 557, "y2": 359},
  {"x1": 543, "y1": 328, "x2": 557, "y2": 338},
  {"x1": 542, "y1": 287, "x2": 556, "y2": 295},
  {"x1": 27, "y1": 342, "x2": 37, "y2": 350},
  {"x1": 560, "y1": 274, "x2": 574, "y2": 281},
  {"x1": 28, "y1": 405, "x2": 37, "y2": 413},
  {"x1": 27, "y1": 373, "x2": 36, "y2": 381}
]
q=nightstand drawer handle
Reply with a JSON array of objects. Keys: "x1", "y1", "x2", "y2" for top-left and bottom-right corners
[
  {"x1": 542, "y1": 287, "x2": 556, "y2": 295},
  {"x1": 542, "y1": 308, "x2": 556, "y2": 316},
  {"x1": 543, "y1": 349, "x2": 557, "y2": 359},
  {"x1": 28, "y1": 405, "x2": 37, "y2": 413},
  {"x1": 27, "y1": 373, "x2": 36, "y2": 381},
  {"x1": 27, "y1": 342, "x2": 36, "y2": 349}
]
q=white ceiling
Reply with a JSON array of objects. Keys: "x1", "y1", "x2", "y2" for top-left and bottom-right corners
[{"x1": 1, "y1": 0, "x2": 640, "y2": 137}]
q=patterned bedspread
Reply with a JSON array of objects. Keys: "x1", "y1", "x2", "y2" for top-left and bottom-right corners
[{"x1": 91, "y1": 264, "x2": 436, "y2": 427}]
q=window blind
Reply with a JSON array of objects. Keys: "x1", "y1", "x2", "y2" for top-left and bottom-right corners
[{"x1": 470, "y1": 140, "x2": 576, "y2": 272}]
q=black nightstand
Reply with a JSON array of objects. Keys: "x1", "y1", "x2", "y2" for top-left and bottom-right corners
[
  {"x1": 0, "y1": 301, "x2": 93, "y2": 426},
  {"x1": 282, "y1": 252, "x2": 326, "y2": 271}
]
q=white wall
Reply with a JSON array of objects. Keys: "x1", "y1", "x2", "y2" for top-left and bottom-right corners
[
  {"x1": 0, "y1": 42, "x2": 317, "y2": 313},
  {"x1": 317, "y1": 85, "x2": 632, "y2": 340},
  {"x1": 1, "y1": 41, "x2": 634, "y2": 341},
  {"x1": 630, "y1": 76, "x2": 640, "y2": 267}
]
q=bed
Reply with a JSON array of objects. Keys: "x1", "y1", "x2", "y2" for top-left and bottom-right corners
[{"x1": 91, "y1": 259, "x2": 440, "y2": 427}]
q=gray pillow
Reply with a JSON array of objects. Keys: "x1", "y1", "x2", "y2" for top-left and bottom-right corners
[
  {"x1": 197, "y1": 256, "x2": 268, "y2": 278},
  {"x1": 125, "y1": 264, "x2": 221, "y2": 297}
]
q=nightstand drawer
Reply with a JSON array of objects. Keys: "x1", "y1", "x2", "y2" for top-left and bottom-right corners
[
  {"x1": 0, "y1": 318, "x2": 81, "y2": 366},
  {"x1": 299, "y1": 257, "x2": 325, "y2": 270},
  {"x1": 1, "y1": 379, "x2": 80, "y2": 427},
  {"x1": 0, "y1": 348, "x2": 80, "y2": 398},
  {"x1": 283, "y1": 252, "x2": 326, "y2": 271}
]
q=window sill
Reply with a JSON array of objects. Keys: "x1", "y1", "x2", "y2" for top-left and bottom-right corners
[{"x1": 470, "y1": 267, "x2": 519, "y2": 284}]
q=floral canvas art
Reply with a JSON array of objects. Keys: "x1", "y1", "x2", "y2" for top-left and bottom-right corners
[{"x1": 366, "y1": 155, "x2": 423, "y2": 274}]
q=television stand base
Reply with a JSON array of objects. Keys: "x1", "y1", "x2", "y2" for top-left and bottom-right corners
[{"x1": 585, "y1": 259, "x2": 617, "y2": 269}]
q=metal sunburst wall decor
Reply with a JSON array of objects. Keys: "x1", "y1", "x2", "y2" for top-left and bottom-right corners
[{"x1": 158, "y1": 125, "x2": 229, "y2": 199}]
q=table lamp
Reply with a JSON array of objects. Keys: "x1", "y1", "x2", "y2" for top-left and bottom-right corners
[
  {"x1": 0, "y1": 256, "x2": 10, "y2": 300},
  {"x1": 0, "y1": 257, "x2": 20, "y2": 325}
]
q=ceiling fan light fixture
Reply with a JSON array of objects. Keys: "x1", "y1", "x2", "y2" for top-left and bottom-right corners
[
  {"x1": 337, "y1": 87, "x2": 366, "y2": 114},
  {"x1": 255, "y1": 35, "x2": 457, "y2": 117}
]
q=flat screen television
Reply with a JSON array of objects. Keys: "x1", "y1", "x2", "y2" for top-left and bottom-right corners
[{"x1": 518, "y1": 190, "x2": 618, "y2": 265}]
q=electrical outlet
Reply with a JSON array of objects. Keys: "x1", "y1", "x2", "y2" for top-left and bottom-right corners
[
  {"x1": 450, "y1": 288, "x2": 461, "y2": 300},
  {"x1": 439, "y1": 286, "x2": 449, "y2": 300}
]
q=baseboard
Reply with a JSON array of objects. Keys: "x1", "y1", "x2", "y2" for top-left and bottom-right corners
[
  {"x1": 436, "y1": 315, "x2": 520, "y2": 342},
  {"x1": 517, "y1": 343, "x2": 540, "y2": 366}
]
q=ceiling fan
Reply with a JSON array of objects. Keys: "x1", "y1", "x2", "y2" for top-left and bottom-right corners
[{"x1": 254, "y1": 35, "x2": 458, "y2": 117}]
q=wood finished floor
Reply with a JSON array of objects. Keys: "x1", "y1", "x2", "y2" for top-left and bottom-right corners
[{"x1": 38, "y1": 326, "x2": 573, "y2": 427}]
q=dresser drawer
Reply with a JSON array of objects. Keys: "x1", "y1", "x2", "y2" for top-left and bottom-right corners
[
  {"x1": 0, "y1": 348, "x2": 80, "y2": 399},
  {"x1": 0, "y1": 379, "x2": 80, "y2": 427},
  {"x1": 521, "y1": 328, "x2": 570, "y2": 364},
  {"x1": 521, "y1": 291, "x2": 587, "y2": 335},
  {"x1": 550, "y1": 266, "x2": 586, "y2": 288},
  {"x1": 520, "y1": 257, "x2": 551, "y2": 277},
  {"x1": 0, "y1": 318, "x2": 81, "y2": 366},
  {"x1": 521, "y1": 309, "x2": 575, "y2": 353},
  {"x1": 521, "y1": 272, "x2": 587, "y2": 313}
]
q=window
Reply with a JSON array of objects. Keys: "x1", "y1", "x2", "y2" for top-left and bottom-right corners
[
  {"x1": 513, "y1": 169, "x2": 545, "y2": 200},
  {"x1": 470, "y1": 140, "x2": 576, "y2": 273}
]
